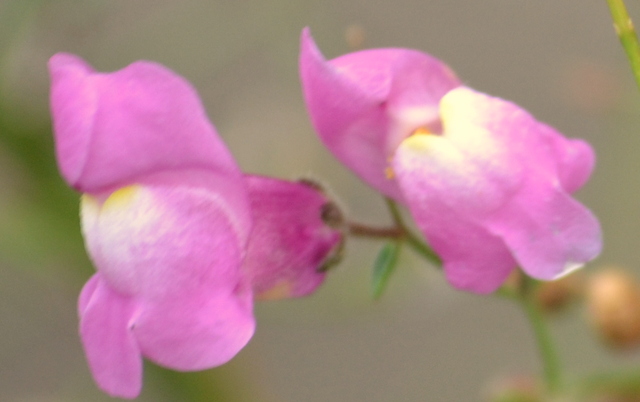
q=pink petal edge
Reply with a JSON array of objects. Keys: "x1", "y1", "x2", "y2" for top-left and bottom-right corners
[
  {"x1": 300, "y1": 28, "x2": 460, "y2": 200},
  {"x1": 79, "y1": 276, "x2": 142, "y2": 399},
  {"x1": 49, "y1": 53, "x2": 242, "y2": 194},
  {"x1": 392, "y1": 87, "x2": 601, "y2": 292}
]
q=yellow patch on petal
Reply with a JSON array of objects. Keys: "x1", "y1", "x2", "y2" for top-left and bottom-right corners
[
  {"x1": 385, "y1": 166, "x2": 395, "y2": 179},
  {"x1": 102, "y1": 185, "x2": 141, "y2": 210},
  {"x1": 256, "y1": 281, "x2": 293, "y2": 301},
  {"x1": 401, "y1": 129, "x2": 438, "y2": 152},
  {"x1": 81, "y1": 193, "x2": 100, "y2": 214},
  {"x1": 390, "y1": 127, "x2": 438, "y2": 170},
  {"x1": 411, "y1": 127, "x2": 432, "y2": 136},
  {"x1": 396, "y1": 127, "x2": 470, "y2": 179},
  {"x1": 100, "y1": 185, "x2": 167, "y2": 238},
  {"x1": 438, "y1": 92, "x2": 455, "y2": 123},
  {"x1": 83, "y1": 185, "x2": 170, "y2": 294}
]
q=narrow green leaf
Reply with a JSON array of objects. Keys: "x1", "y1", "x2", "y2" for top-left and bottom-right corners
[{"x1": 371, "y1": 242, "x2": 401, "y2": 300}]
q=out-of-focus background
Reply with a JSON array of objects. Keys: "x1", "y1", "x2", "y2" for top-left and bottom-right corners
[{"x1": 1, "y1": 1, "x2": 639, "y2": 401}]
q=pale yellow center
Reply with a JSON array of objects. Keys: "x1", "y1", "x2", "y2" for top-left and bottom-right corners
[
  {"x1": 102, "y1": 185, "x2": 140, "y2": 210},
  {"x1": 386, "y1": 127, "x2": 435, "y2": 178},
  {"x1": 401, "y1": 127, "x2": 435, "y2": 151}
]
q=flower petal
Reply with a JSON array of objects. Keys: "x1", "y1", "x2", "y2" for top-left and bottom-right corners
[
  {"x1": 299, "y1": 28, "x2": 460, "y2": 200},
  {"x1": 51, "y1": 54, "x2": 258, "y2": 397},
  {"x1": 393, "y1": 87, "x2": 601, "y2": 292},
  {"x1": 49, "y1": 53, "x2": 241, "y2": 193},
  {"x1": 79, "y1": 275, "x2": 142, "y2": 399},
  {"x1": 81, "y1": 183, "x2": 249, "y2": 299},
  {"x1": 392, "y1": 130, "x2": 517, "y2": 293},
  {"x1": 80, "y1": 182, "x2": 255, "y2": 376},
  {"x1": 434, "y1": 221, "x2": 517, "y2": 294},
  {"x1": 135, "y1": 287, "x2": 255, "y2": 370},
  {"x1": 78, "y1": 273, "x2": 100, "y2": 316},
  {"x1": 243, "y1": 176, "x2": 343, "y2": 300},
  {"x1": 543, "y1": 125, "x2": 595, "y2": 193},
  {"x1": 440, "y1": 87, "x2": 601, "y2": 279},
  {"x1": 487, "y1": 185, "x2": 601, "y2": 280}
]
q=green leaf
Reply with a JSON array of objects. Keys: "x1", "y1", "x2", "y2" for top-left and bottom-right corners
[{"x1": 371, "y1": 241, "x2": 401, "y2": 300}]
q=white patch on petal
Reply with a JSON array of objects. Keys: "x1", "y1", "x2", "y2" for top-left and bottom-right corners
[
  {"x1": 81, "y1": 184, "x2": 245, "y2": 298},
  {"x1": 439, "y1": 88, "x2": 479, "y2": 120},
  {"x1": 394, "y1": 129, "x2": 514, "y2": 215},
  {"x1": 85, "y1": 186, "x2": 176, "y2": 294},
  {"x1": 399, "y1": 133, "x2": 473, "y2": 191},
  {"x1": 552, "y1": 261, "x2": 584, "y2": 280}
]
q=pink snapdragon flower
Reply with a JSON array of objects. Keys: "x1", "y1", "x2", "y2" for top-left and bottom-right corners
[
  {"x1": 50, "y1": 54, "x2": 341, "y2": 398},
  {"x1": 300, "y1": 28, "x2": 601, "y2": 294}
]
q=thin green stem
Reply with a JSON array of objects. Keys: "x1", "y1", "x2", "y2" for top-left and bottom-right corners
[
  {"x1": 384, "y1": 198, "x2": 441, "y2": 266},
  {"x1": 372, "y1": 200, "x2": 562, "y2": 395},
  {"x1": 347, "y1": 222, "x2": 404, "y2": 239},
  {"x1": 605, "y1": 0, "x2": 640, "y2": 91},
  {"x1": 518, "y1": 276, "x2": 563, "y2": 395},
  {"x1": 358, "y1": 201, "x2": 562, "y2": 395},
  {"x1": 344, "y1": 199, "x2": 441, "y2": 265},
  {"x1": 573, "y1": 368, "x2": 640, "y2": 398},
  {"x1": 403, "y1": 230, "x2": 441, "y2": 266}
]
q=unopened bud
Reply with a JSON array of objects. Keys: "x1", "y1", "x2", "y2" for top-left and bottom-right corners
[
  {"x1": 586, "y1": 268, "x2": 640, "y2": 349},
  {"x1": 535, "y1": 273, "x2": 583, "y2": 314},
  {"x1": 345, "y1": 24, "x2": 366, "y2": 50},
  {"x1": 298, "y1": 178, "x2": 346, "y2": 230},
  {"x1": 297, "y1": 178, "x2": 346, "y2": 272}
]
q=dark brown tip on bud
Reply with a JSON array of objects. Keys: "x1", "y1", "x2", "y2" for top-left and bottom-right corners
[
  {"x1": 317, "y1": 238, "x2": 345, "y2": 273},
  {"x1": 298, "y1": 178, "x2": 325, "y2": 193},
  {"x1": 321, "y1": 202, "x2": 345, "y2": 229}
]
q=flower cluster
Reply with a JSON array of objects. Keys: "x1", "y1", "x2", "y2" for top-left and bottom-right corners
[
  {"x1": 300, "y1": 28, "x2": 601, "y2": 294},
  {"x1": 49, "y1": 54, "x2": 342, "y2": 398},
  {"x1": 49, "y1": 27, "x2": 602, "y2": 399}
]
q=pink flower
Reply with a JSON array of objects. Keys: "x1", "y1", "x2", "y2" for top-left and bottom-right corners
[
  {"x1": 50, "y1": 54, "x2": 341, "y2": 398},
  {"x1": 299, "y1": 28, "x2": 601, "y2": 294}
]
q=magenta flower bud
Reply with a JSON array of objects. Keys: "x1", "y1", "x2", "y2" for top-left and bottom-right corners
[
  {"x1": 50, "y1": 54, "x2": 342, "y2": 398},
  {"x1": 243, "y1": 176, "x2": 343, "y2": 300},
  {"x1": 300, "y1": 28, "x2": 601, "y2": 294}
]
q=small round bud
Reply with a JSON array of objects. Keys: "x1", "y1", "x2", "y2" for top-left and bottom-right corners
[
  {"x1": 534, "y1": 273, "x2": 584, "y2": 314},
  {"x1": 586, "y1": 268, "x2": 640, "y2": 349},
  {"x1": 345, "y1": 24, "x2": 366, "y2": 50}
]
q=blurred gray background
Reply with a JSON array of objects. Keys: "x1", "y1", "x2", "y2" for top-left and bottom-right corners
[{"x1": 1, "y1": 1, "x2": 639, "y2": 401}]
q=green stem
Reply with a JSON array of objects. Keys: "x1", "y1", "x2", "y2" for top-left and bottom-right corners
[
  {"x1": 574, "y1": 368, "x2": 640, "y2": 398},
  {"x1": 344, "y1": 199, "x2": 441, "y2": 265},
  {"x1": 358, "y1": 201, "x2": 563, "y2": 395},
  {"x1": 605, "y1": 0, "x2": 640, "y2": 90},
  {"x1": 384, "y1": 198, "x2": 441, "y2": 266},
  {"x1": 347, "y1": 222, "x2": 404, "y2": 239},
  {"x1": 360, "y1": 200, "x2": 562, "y2": 395},
  {"x1": 518, "y1": 276, "x2": 563, "y2": 395}
]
